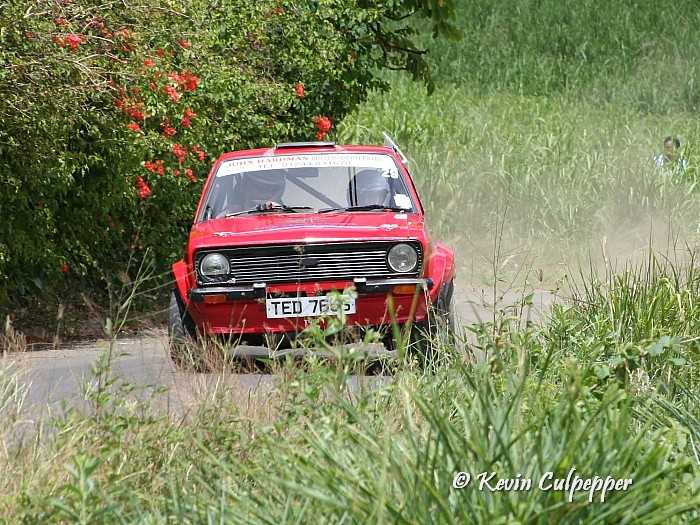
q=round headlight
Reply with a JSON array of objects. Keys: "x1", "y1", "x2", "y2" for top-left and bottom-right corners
[
  {"x1": 387, "y1": 243, "x2": 418, "y2": 273},
  {"x1": 200, "y1": 253, "x2": 230, "y2": 277}
]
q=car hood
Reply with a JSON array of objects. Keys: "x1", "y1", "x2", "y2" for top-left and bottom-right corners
[{"x1": 188, "y1": 211, "x2": 424, "y2": 250}]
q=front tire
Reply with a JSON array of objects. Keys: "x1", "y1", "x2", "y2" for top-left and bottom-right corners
[
  {"x1": 407, "y1": 280, "x2": 456, "y2": 367},
  {"x1": 168, "y1": 289, "x2": 198, "y2": 370}
]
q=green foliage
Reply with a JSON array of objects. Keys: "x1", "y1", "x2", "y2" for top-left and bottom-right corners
[
  {"x1": 542, "y1": 249, "x2": 700, "y2": 395},
  {"x1": 337, "y1": 1, "x2": 700, "y2": 262},
  {"x1": 2, "y1": 333, "x2": 699, "y2": 522},
  {"x1": 423, "y1": 0, "x2": 700, "y2": 110},
  {"x1": 0, "y1": 0, "x2": 456, "y2": 311}
]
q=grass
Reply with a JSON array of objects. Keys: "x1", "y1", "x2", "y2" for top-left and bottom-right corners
[
  {"x1": 1, "y1": 275, "x2": 699, "y2": 522},
  {"x1": 340, "y1": 84, "x2": 700, "y2": 282},
  {"x1": 2, "y1": 242, "x2": 700, "y2": 523}
]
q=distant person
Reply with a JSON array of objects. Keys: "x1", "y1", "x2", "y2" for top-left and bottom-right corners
[{"x1": 654, "y1": 136, "x2": 688, "y2": 174}]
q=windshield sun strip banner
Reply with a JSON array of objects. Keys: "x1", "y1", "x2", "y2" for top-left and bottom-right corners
[{"x1": 216, "y1": 153, "x2": 399, "y2": 177}]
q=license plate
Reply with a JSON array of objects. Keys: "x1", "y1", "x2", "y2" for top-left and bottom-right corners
[{"x1": 266, "y1": 295, "x2": 356, "y2": 318}]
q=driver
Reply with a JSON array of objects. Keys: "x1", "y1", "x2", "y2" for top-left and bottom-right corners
[
  {"x1": 217, "y1": 169, "x2": 286, "y2": 217},
  {"x1": 347, "y1": 169, "x2": 391, "y2": 207},
  {"x1": 242, "y1": 169, "x2": 286, "y2": 207}
]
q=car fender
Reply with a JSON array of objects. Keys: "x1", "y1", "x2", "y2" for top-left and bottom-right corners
[
  {"x1": 425, "y1": 242, "x2": 456, "y2": 302},
  {"x1": 172, "y1": 259, "x2": 192, "y2": 306}
]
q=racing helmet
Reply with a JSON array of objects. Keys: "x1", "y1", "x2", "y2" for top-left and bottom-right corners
[
  {"x1": 244, "y1": 169, "x2": 286, "y2": 205},
  {"x1": 348, "y1": 169, "x2": 391, "y2": 207}
]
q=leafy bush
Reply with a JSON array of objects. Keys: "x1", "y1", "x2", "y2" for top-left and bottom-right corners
[
  {"x1": 0, "y1": 0, "x2": 456, "y2": 312},
  {"x1": 543, "y1": 249, "x2": 700, "y2": 395}
]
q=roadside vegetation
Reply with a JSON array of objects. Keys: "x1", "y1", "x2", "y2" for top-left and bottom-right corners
[
  {"x1": 0, "y1": 0, "x2": 455, "y2": 323},
  {"x1": 2, "y1": 250, "x2": 699, "y2": 522},
  {"x1": 1, "y1": 0, "x2": 700, "y2": 522}
]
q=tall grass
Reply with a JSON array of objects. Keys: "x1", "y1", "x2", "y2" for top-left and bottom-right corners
[
  {"x1": 2, "y1": 229, "x2": 700, "y2": 523},
  {"x1": 340, "y1": 84, "x2": 700, "y2": 274},
  {"x1": 1, "y1": 296, "x2": 698, "y2": 522},
  {"x1": 2, "y1": 246, "x2": 700, "y2": 523},
  {"x1": 340, "y1": 0, "x2": 700, "y2": 277},
  {"x1": 423, "y1": 0, "x2": 700, "y2": 114},
  {"x1": 542, "y1": 246, "x2": 700, "y2": 396}
]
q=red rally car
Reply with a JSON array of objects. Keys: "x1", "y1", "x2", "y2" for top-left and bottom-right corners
[{"x1": 169, "y1": 138, "x2": 456, "y2": 363}]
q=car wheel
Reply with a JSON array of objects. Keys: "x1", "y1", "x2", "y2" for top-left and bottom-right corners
[
  {"x1": 168, "y1": 289, "x2": 198, "y2": 370},
  {"x1": 433, "y1": 279, "x2": 456, "y2": 344},
  {"x1": 406, "y1": 280, "x2": 456, "y2": 367}
]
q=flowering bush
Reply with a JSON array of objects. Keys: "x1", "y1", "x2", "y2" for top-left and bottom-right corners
[
  {"x1": 0, "y1": 0, "x2": 457, "y2": 312},
  {"x1": 313, "y1": 117, "x2": 333, "y2": 140}
]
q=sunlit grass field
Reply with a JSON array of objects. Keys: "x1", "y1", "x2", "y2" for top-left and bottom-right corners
[
  {"x1": 1, "y1": 0, "x2": 700, "y2": 522},
  {"x1": 339, "y1": 0, "x2": 700, "y2": 281},
  {"x1": 340, "y1": 84, "x2": 700, "y2": 283}
]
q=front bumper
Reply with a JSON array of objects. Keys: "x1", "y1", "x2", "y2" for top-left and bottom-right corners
[{"x1": 186, "y1": 277, "x2": 434, "y2": 334}]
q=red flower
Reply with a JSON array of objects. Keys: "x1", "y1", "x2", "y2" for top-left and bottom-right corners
[
  {"x1": 169, "y1": 71, "x2": 200, "y2": 92},
  {"x1": 25, "y1": 32, "x2": 33, "y2": 39},
  {"x1": 155, "y1": 48, "x2": 164, "y2": 57},
  {"x1": 126, "y1": 122, "x2": 141, "y2": 133},
  {"x1": 182, "y1": 72, "x2": 200, "y2": 92},
  {"x1": 60, "y1": 263, "x2": 69, "y2": 272},
  {"x1": 161, "y1": 120, "x2": 177, "y2": 138},
  {"x1": 295, "y1": 83, "x2": 305, "y2": 98},
  {"x1": 128, "y1": 106, "x2": 144, "y2": 120},
  {"x1": 179, "y1": 38, "x2": 190, "y2": 48},
  {"x1": 57, "y1": 18, "x2": 68, "y2": 25},
  {"x1": 37, "y1": 200, "x2": 44, "y2": 207},
  {"x1": 145, "y1": 59, "x2": 154, "y2": 67},
  {"x1": 145, "y1": 160, "x2": 156, "y2": 172},
  {"x1": 164, "y1": 85, "x2": 180, "y2": 101},
  {"x1": 106, "y1": 215, "x2": 116, "y2": 228},
  {"x1": 185, "y1": 168, "x2": 197, "y2": 182},
  {"x1": 313, "y1": 116, "x2": 332, "y2": 140},
  {"x1": 197, "y1": 150, "x2": 205, "y2": 161},
  {"x1": 136, "y1": 176, "x2": 151, "y2": 199},
  {"x1": 173, "y1": 143, "x2": 188, "y2": 163},
  {"x1": 65, "y1": 34, "x2": 82, "y2": 51}
]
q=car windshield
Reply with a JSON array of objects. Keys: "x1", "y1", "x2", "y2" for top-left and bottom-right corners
[{"x1": 198, "y1": 153, "x2": 416, "y2": 221}]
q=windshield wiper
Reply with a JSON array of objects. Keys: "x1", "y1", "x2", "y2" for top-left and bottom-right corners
[
  {"x1": 319, "y1": 205, "x2": 410, "y2": 213},
  {"x1": 222, "y1": 204, "x2": 313, "y2": 218}
]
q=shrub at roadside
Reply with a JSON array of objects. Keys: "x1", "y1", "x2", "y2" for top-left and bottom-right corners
[{"x1": 0, "y1": 0, "x2": 457, "y2": 315}]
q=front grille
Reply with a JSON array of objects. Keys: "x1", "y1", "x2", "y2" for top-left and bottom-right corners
[{"x1": 195, "y1": 241, "x2": 422, "y2": 286}]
